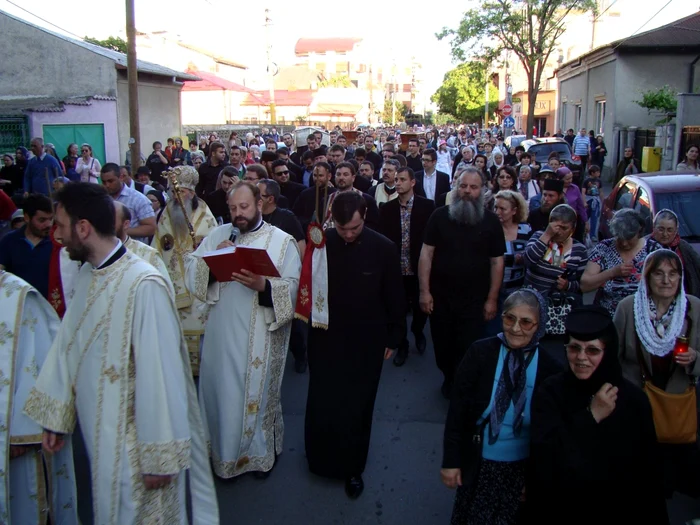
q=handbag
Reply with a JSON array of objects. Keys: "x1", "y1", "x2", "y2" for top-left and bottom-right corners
[
  {"x1": 545, "y1": 291, "x2": 581, "y2": 336},
  {"x1": 460, "y1": 413, "x2": 490, "y2": 489},
  {"x1": 635, "y1": 308, "x2": 697, "y2": 444}
]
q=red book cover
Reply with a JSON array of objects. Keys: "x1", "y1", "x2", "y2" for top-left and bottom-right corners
[{"x1": 202, "y1": 246, "x2": 281, "y2": 281}]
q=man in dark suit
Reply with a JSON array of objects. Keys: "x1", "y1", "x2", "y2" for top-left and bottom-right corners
[
  {"x1": 271, "y1": 159, "x2": 306, "y2": 209},
  {"x1": 277, "y1": 147, "x2": 303, "y2": 182},
  {"x1": 414, "y1": 148, "x2": 451, "y2": 202},
  {"x1": 379, "y1": 166, "x2": 435, "y2": 366},
  {"x1": 293, "y1": 162, "x2": 336, "y2": 232}
]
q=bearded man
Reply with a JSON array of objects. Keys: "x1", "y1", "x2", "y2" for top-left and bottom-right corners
[
  {"x1": 152, "y1": 166, "x2": 217, "y2": 376},
  {"x1": 23, "y1": 183, "x2": 218, "y2": 524},
  {"x1": 418, "y1": 167, "x2": 505, "y2": 398},
  {"x1": 184, "y1": 182, "x2": 300, "y2": 479}
]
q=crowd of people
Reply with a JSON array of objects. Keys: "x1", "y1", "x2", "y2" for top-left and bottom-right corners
[{"x1": 0, "y1": 124, "x2": 698, "y2": 524}]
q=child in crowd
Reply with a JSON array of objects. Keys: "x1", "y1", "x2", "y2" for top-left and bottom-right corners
[{"x1": 582, "y1": 164, "x2": 604, "y2": 241}]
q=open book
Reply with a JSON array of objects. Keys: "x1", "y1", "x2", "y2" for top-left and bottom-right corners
[{"x1": 201, "y1": 245, "x2": 281, "y2": 282}]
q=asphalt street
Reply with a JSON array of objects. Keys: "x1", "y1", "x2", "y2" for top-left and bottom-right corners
[{"x1": 71, "y1": 326, "x2": 700, "y2": 524}]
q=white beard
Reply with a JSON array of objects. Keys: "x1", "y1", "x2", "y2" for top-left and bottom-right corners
[
  {"x1": 168, "y1": 198, "x2": 194, "y2": 240},
  {"x1": 448, "y1": 190, "x2": 485, "y2": 226}
]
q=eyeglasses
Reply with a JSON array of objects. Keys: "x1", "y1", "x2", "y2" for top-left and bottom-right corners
[
  {"x1": 565, "y1": 344, "x2": 604, "y2": 357},
  {"x1": 498, "y1": 174, "x2": 511, "y2": 179},
  {"x1": 650, "y1": 270, "x2": 680, "y2": 281},
  {"x1": 82, "y1": 149, "x2": 90, "y2": 153},
  {"x1": 421, "y1": 158, "x2": 433, "y2": 163},
  {"x1": 261, "y1": 194, "x2": 271, "y2": 199},
  {"x1": 502, "y1": 313, "x2": 537, "y2": 331},
  {"x1": 275, "y1": 170, "x2": 290, "y2": 175}
]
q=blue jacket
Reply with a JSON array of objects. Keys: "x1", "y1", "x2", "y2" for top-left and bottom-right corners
[{"x1": 24, "y1": 154, "x2": 62, "y2": 195}]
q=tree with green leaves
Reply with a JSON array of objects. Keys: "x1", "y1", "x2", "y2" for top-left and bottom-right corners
[
  {"x1": 84, "y1": 36, "x2": 128, "y2": 54},
  {"x1": 431, "y1": 62, "x2": 498, "y2": 123},
  {"x1": 318, "y1": 75, "x2": 353, "y2": 88},
  {"x1": 438, "y1": 0, "x2": 596, "y2": 138},
  {"x1": 381, "y1": 99, "x2": 409, "y2": 125}
]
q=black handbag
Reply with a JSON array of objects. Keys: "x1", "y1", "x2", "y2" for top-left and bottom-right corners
[{"x1": 460, "y1": 413, "x2": 491, "y2": 489}]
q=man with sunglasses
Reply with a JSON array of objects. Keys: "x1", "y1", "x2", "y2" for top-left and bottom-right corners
[{"x1": 271, "y1": 159, "x2": 305, "y2": 209}]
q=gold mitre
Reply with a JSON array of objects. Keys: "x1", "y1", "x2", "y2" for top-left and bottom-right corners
[{"x1": 170, "y1": 165, "x2": 199, "y2": 192}]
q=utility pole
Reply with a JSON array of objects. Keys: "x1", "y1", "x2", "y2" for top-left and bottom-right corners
[
  {"x1": 264, "y1": 9, "x2": 277, "y2": 125},
  {"x1": 484, "y1": 66, "x2": 490, "y2": 128},
  {"x1": 125, "y1": 0, "x2": 141, "y2": 168}
]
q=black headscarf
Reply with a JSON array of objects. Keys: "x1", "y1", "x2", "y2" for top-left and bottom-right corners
[{"x1": 563, "y1": 305, "x2": 623, "y2": 400}]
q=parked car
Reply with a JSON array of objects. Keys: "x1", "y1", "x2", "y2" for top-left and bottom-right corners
[
  {"x1": 504, "y1": 135, "x2": 527, "y2": 149},
  {"x1": 600, "y1": 171, "x2": 700, "y2": 252},
  {"x1": 522, "y1": 138, "x2": 582, "y2": 174}
]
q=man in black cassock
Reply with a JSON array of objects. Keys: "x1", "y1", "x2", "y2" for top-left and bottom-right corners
[{"x1": 304, "y1": 192, "x2": 405, "y2": 499}]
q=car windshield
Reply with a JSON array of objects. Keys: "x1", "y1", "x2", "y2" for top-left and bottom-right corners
[
  {"x1": 656, "y1": 192, "x2": 700, "y2": 240},
  {"x1": 529, "y1": 143, "x2": 571, "y2": 159}
]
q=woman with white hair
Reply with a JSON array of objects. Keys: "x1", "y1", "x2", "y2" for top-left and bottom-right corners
[
  {"x1": 646, "y1": 209, "x2": 700, "y2": 297},
  {"x1": 581, "y1": 208, "x2": 649, "y2": 316}
]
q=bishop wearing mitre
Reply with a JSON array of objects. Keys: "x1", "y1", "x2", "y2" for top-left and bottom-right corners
[{"x1": 152, "y1": 165, "x2": 217, "y2": 375}]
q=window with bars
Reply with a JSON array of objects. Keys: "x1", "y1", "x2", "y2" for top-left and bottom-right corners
[{"x1": 0, "y1": 117, "x2": 29, "y2": 153}]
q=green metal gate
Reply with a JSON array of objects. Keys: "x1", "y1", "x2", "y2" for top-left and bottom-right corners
[
  {"x1": 0, "y1": 116, "x2": 29, "y2": 154},
  {"x1": 43, "y1": 124, "x2": 106, "y2": 165}
]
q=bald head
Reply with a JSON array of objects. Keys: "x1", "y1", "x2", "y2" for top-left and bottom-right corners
[{"x1": 114, "y1": 201, "x2": 131, "y2": 241}]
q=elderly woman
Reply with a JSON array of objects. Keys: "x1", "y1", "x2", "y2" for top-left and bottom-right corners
[
  {"x1": 528, "y1": 306, "x2": 668, "y2": 524},
  {"x1": 442, "y1": 289, "x2": 559, "y2": 525},
  {"x1": 646, "y1": 209, "x2": 700, "y2": 297},
  {"x1": 75, "y1": 143, "x2": 101, "y2": 183},
  {"x1": 614, "y1": 249, "x2": 700, "y2": 498},
  {"x1": 581, "y1": 208, "x2": 648, "y2": 317},
  {"x1": 517, "y1": 164, "x2": 539, "y2": 206},
  {"x1": 523, "y1": 204, "x2": 588, "y2": 295}
]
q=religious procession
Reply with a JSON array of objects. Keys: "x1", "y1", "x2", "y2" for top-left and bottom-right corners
[{"x1": 1, "y1": 123, "x2": 699, "y2": 525}]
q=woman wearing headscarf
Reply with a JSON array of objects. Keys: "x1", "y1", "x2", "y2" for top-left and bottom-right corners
[
  {"x1": 0, "y1": 154, "x2": 22, "y2": 197},
  {"x1": 646, "y1": 209, "x2": 700, "y2": 297},
  {"x1": 528, "y1": 305, "x2": 668, "y2": 524},
  {"x1": 614, "y1": 249, "x2": 700, "y2": 498},
  {"x1": 441, "y1": 289, "x2": 560, "y2": 525}
]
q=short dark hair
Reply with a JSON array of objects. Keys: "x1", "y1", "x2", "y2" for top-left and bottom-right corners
[
  {"x1": 354, "y1": 147, "x2": 367, "y2": 157},
  {"x1": 390, "y1": 154, "x2": 407, "y2": 167},
  {"x1": 335, "y1": 161, "x2": 356, "y2": 175},
  {"x1": 270, "y1": 159, "x2": 287, "y2": 171},
  {"x1": 23, "y1": 193, "x2": 53, "y2": 218},
  {"x1": 329, "y1": 144, "x2": 345, "y2": 154},
  {"x1": 408, "y1": 139, "x2": 419, "y2": 146},
  {"x1": 331, "y1": 192, "x2": 366, "y2": 226},
  {"x1": 261, "y1": 151, "x2": 277, "y2": 163},
  {"x1": 265, "y1": 138, "x2": 277, "y2": 146},
  {"x1": 101, "y1": 162, "x2": 120, "y2": 177},
  {"x1": 277, "y1": 147, "x2": 289, "y2": 156},
  {"x1": 136, "y1": 166, "x2": 151, "y2": 176},
  {"x1": 259, "y1": 179, "x2": 280, "y2": 203},
  {"x1": 306, "y1": 133, "x2": 316, "y2": 142},
  {"x1": 230, "y1": 145, "x2": 241, "y2": 154},
  {"x1": 360, "y1": 160, "x2": 375, "y2": 171},
  {"x1": 422, "y1": 148, "x2": 437, "y2": 162},
  {"x1": 220, "y1": 166, "x2": 241, "y2": 179},
  {"x1": 120, "y1": 165, "x2": 131, "y2": 176},
  {"x1": 117, "y1": 202, "x2": 132, "y2": 222},
  {"x1": 314, "y1": 161, "x2": 332, "y2": 174},
  {"x1": 245, "y1": 164, "x2": 268, "y2": 180},
  {"x1": 397, "y1": 167, "x2": 415, "y2": 180},
  {"x1": 521, "y1": 152, "x2": 532, "y2": 160},
  {"x1": 55, "y1": 182, "x2": 115, "y2": 237},
  {"x1": 589, "y1": 164, "x2": 601, "y2": 174},
  {"x1": 152, "y1": 141, "x2": 162, "y2": 150},
  {"x1": 210, "y1": 141, "x2": 225, "y2": 154},
  {"x1": 302, "y1": 150, "x2": 314, "y2": 162}
]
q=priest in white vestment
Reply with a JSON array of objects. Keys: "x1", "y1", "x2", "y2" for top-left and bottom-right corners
[
  {"x1": 23, "y1": 183, "x2": 219, "y2": 525},
  {"x1": 0, "y1": 271, "x2": 78, "y2": 525},
  {"x1": 185, "y1": 181, "x2": 300, "y2": 479},
  {"x1": 151, "y1": 166, "x2": 217, "y2": 376}
]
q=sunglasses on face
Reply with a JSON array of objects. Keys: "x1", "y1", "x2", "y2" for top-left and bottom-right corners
[
  {"x1": 565, "y1": 344, "x2": 603, "y2": 357},
  {"x1": 502, "y1": 313, "x2": 537, "y2": 331}
]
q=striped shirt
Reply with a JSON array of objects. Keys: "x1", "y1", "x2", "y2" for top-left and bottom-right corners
[{"x1": 523, "y1": 231, "x2": 589, "y2": 295}]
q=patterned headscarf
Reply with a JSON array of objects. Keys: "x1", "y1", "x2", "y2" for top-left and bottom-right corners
[{"x1": 489, "y1": 288, "x2": 548, "y2": 444}]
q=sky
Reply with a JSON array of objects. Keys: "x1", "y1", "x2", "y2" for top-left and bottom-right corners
[{"x1": 2, "y1": 0, "x2": 698, "y2": 105}]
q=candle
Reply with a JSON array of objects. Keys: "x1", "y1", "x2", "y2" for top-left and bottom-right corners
[{"x1": 674, "y1": 336, "x2": 689, "y2": 356}]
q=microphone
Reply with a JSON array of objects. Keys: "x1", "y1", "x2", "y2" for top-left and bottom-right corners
[{"x1": 229, "y1": 226, "x2": 240, "y2": 244}]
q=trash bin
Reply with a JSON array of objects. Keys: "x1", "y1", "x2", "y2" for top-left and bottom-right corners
[{"x1": 641, "y1": 146, "x2": 662, "y2": 172}]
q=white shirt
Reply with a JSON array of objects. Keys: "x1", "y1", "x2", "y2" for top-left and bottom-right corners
[{"x1": 423, "y1": 168, "x2": 437, "y2": 201}]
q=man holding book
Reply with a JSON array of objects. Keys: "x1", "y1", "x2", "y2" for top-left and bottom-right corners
[{"x1": 185, "y1": 181, "x2": 301, "y2": 479}]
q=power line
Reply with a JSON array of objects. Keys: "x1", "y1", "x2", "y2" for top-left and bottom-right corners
[
  {"x1": 3, "y1": 0, "x2": 85, "y2": 40},
  {"x1": 593, "y1": 0, "x2": 619, "y2": 22},
  {"x1": 612, "y1": 0, "x2": 674, "y2": 50}
]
